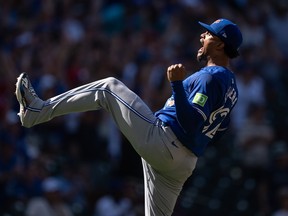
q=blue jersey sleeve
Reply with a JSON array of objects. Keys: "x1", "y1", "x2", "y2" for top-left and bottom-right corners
[
  {"x1": 171, "y1": 81, "x2": 204, "y2": 135},
  {"x1": 187, "y1": 73, "x2": 221, "y2": 120}
]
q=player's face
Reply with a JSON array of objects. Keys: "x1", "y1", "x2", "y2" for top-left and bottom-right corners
[{"x1": 197, "y1": 31, "x2": 222, "y2": 62}]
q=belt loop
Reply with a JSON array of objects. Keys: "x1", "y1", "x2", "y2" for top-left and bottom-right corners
[
  {"x1": 155, "y1": 118, "x2": 163, "y2": 127},
  {"x1": 156, "y1": 118, "x2": 167, "y2": 127}
]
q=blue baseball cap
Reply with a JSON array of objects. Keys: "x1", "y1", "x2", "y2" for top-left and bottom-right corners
[{"x1": 198, "y1": 18, "x2": 243, "y2": 57}]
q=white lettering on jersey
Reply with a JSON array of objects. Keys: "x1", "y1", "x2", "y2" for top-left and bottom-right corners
[
  {"x1": 225, "y1": 86, "x2": 237, "y2": 106},
  {"x1": 202, "y1": 85, "x2": 237, "y2": 139},
  {"x1": 202, "y1": 106, "x2": 230, "y2": 138}
]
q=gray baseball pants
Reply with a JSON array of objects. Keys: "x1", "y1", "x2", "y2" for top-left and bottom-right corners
[{"x1": 26, "y1": 77, "x2": 198, "y2": 216}]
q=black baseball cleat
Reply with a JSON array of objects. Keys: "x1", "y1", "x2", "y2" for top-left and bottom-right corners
[{"x1": 15, "y1": 72, "x2": 44, "y2": 127}]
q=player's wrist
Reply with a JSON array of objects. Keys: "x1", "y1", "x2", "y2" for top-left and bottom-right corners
[{"x1": 170, "y1": 80, "x2": 183, "y2": 87}]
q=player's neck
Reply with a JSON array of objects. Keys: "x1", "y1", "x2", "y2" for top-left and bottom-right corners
[{"x1": 206, "y1": 56, "x2": 229, "y2": 67}]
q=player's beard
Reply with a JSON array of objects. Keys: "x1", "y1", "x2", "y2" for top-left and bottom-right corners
[{"x1": 197, "y1": 47, "x2": 207, "y2": 62}]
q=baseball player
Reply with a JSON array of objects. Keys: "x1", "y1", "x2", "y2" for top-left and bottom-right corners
[{"x1": 15, "y1": 18, "x2": 242, "y2": 216}]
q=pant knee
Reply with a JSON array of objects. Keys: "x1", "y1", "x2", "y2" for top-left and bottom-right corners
[
  {"x1": 103, "y1": 77, "x2": 125, "y2": 91},
  {"x1": 104, "y1": 77, "x2": 121, "y2": 85}
]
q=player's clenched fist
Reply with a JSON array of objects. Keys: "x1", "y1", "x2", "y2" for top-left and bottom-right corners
[{"x1": 167, "y1": 64, "x2": 186, "y2": 82}]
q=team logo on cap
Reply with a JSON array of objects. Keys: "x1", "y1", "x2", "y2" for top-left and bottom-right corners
[{"x1": 213, "y1": 19, "x2": 222, "y2": 24}]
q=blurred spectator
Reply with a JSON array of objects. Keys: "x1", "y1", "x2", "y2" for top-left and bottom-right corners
[
  {"x1": 0, "y1": 130, "x2": 29, "y2": 213},
  {"x1": 272, "y1": 187, "x2": 288, "y2": 216},
  {"x1": 25, "y1": 177, "x2": 74, "y2": 216},
  {"x1": 267, "y1": 1, "x2": 288, "y2": 57},
  {"x1": 269, "y1": 141, "x2": 288, "y2": 212},
  {"x1": 94, "y1": 178, "x2": 143, "y2": 216},
  {"x1": 231, "y1": 63, "x2": 266, "y2": 130},
  {"x1": 235, "y1": 103, "x2": 274, "y2": 172},
  {"x1": 235, "y1": 103, "x2": 274, "y2": 215},
  {"x1": 240, "y1": 3, "x2": 266, "y2": 49}
]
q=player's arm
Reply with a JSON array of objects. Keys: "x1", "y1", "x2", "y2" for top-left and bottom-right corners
[
  {"x1": 167, "y1": 64, "x2": 206, "y2": 134},
  {"x1": 171, "y1": 81, "x2": 204, "y2": 134}
]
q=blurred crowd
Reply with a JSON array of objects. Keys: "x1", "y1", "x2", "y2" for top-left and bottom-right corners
[{"x1": 0, "y1": 0, "x2": 288, "y2": 215}]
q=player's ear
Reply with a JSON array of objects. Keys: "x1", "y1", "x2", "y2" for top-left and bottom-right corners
[{"x1": 216, "y1": 41, "x2": 225, "y2": 49}]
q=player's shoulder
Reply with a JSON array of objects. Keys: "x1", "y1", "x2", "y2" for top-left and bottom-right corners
[
  {"x1": 185, "y1": 66, "x2": 234, "y2": 86},
  {"x1": 200, "y1": 65, "x2": 231, "y2": 75},
  {"x1": 200, "y1": 66, "x2": 235, "y2": 81},
  {"x1": 190, "y1": 66, "x2": 227, "y2": 80},
  {"x1": 188, "y1": 66, "x2": 235, "y2": 89}
]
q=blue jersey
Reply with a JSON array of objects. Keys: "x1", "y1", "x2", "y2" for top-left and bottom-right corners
[{"x1": 155, "y1": 66, "x2": 238, "y2": 156}]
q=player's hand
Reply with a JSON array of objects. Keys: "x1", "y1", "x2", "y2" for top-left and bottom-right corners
[{"x1": 167, "y1": 64, "x2": 186, "y2": 82}]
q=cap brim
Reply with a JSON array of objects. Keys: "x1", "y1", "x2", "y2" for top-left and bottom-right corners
[{"x1": 198, "y1": 21, "x2": 217, "y2": 35}]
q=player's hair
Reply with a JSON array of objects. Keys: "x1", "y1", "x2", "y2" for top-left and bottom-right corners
[{"x1": 224, "y1": 46, "x2": 239, "y2": 59}]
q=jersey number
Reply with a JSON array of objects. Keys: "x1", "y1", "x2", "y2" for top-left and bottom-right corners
[{"x1": 202, "y1": 106, "x2": 230, "y2": 139}]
